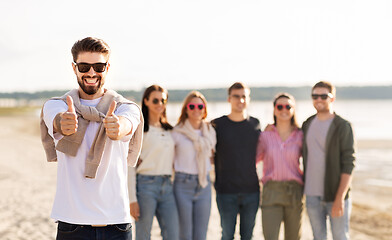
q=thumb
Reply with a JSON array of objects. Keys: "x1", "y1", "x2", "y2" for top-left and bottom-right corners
[
  {"x1": 66, "y1": 95, "x2": 75, "y2": 113},
  {"x1": 106, "y1": 100, "x2": 117, "y2": 117}
]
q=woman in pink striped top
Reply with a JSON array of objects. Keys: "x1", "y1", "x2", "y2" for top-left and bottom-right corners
[{"x1": 256, "y1": 93, "x2": 303, "y2": 240}]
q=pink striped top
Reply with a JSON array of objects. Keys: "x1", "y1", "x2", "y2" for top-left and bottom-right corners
[{"x1": 256, "y1": 126, "x2": 304, "y2": 185}]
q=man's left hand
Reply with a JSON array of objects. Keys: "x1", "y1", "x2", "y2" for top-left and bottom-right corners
[
  {"x1": 331, "y1": 198, "x2": 344, "y2": 218},
  {"x1": 103, "y1": 100, "x2": 121, "y2": 140}
]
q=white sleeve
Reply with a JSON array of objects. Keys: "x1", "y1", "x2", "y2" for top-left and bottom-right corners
[
  {"x1": 115, "y1": 103, "x2": 141, "y2": 141},
  {"x1": 42, "y1": 100, "x2": 68, "y2": 140},
  {"x1": 171, "y1": 131, "x2": 180, "y2": 144},
  {"x1": 128, "y1": 166, "x2": 138, "y2": 203}
]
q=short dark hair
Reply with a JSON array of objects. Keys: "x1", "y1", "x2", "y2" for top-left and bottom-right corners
[
  {"x1": 71, "y1": 37, "x2": 111, "y2": 62},
  {"x1": 312, "y1": 81, "x2": 336, "y2": 96},
  {"x1": 228, "y1": 82, "x2": 250, "y2": 95}
]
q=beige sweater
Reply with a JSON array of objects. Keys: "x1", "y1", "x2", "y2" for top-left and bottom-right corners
[
  {"x1": 173, "y1": 120, "x2": 216, "y2": 188},
  {"x1": 40, "y1": 89, "x2": 144, "y2": 178}
]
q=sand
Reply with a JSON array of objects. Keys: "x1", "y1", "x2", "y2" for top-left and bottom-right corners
[{"x1": 0, "y1": 112, "x2": 391, "y2": 239}]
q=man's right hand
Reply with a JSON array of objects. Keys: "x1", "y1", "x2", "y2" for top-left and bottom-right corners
[
  {"x1": 54, "y1": 96, "x2": 78, "y2": 135},
  {"x1": 130, "y1": 202, "x2": 140, "y2": 221}
]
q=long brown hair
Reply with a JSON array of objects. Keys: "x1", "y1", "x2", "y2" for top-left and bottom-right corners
[
  {"x1": 177, "y1": 91, "x2": 208, "y2": 125},
  {"x1": 141, "y1": 85, "x2": 173, "y2": 132},
  {"x1": 273, "y1": 92, "x2": 299, "y2": 128}
]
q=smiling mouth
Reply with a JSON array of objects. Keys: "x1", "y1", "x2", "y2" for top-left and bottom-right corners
[{"x1": 83, "y1": 77, "x2": 99, "y2": 85}]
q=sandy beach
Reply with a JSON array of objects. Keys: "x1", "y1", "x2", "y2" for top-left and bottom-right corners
[{"x1": 0, "y1": 112, "x2": 391, "y2": 240}]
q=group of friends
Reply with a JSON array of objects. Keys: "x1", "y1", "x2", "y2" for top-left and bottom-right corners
[{"x1": 40, "y1": 37, "x2": 355, "y2": 240}]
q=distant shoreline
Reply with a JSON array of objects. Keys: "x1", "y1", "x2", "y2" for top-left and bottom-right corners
[{"x1": 1, "y1": 85, "x2": 392, "y2": 104}]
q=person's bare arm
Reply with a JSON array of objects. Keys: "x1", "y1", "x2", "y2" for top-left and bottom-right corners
[{"x1": 331, "y1": 173, "x2": 352, "y2": 218}]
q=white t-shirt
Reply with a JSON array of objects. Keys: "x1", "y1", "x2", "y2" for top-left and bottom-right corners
[
  {"x1": 172, "y1": 130, "x2": 212, "y2": 175},
  {"x1": 137, "y1": 126, "x2": 174, "y2": 175},
  {"x1": 43, "y1": 97, "x2": 140, "y2": 225}
]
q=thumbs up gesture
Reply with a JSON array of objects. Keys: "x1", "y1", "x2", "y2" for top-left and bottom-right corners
[
  {"x1": 103, "y1": 100, "x2": 121, "y2": 140},
  {"x1": 59, "y1": 95, "x2": 78, "y2": 135}
]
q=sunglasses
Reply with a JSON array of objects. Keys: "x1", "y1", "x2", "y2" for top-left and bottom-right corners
[
  {"x1": 187, "y1": 103, "x2": 205, "y2": 110},
  {"x1": 73, "y1": 62, "x2": 108, "y2": 73},
  {"x1": 276, "y1": 104, "x2": 292, "y2": 110},
  {"x1": 311, "y1": 93, "x2": 333, "y2": 100},
  {"x1": 152, "y1": 98, "x2": 167, "y2": 105},
  {"x1": 231, "y1": 94, "x2": 247, "y2": 100}
]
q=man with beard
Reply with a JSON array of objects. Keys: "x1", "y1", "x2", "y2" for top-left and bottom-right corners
[
  {"x1": 302, "y1": 81, "x2": 355, "y2": 240},
  {"x1": 40, "y1": 37, "x2": 143, "y2": 240}
]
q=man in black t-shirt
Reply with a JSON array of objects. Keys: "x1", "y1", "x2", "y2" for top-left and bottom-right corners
[{"x1": 212, "y1": 82, "x2": 261, "y2": 240}]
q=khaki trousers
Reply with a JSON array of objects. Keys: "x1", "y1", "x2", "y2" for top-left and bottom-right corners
[{"x1": 261, "y1": 181, "x2": 303, "y2": 240}]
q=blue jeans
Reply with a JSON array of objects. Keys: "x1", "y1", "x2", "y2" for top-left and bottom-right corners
[
  {"x1": 216, "y1": 192, "x2": 260, "y2": 240},
  {"x1": 306, "y1": 196, "x2": 351, "y2": 240},
  {"x1": 173, "y1": 172, "x2": 211, "y2": 240},
  {"x1": 135, "y1": 175, "x2": 179, "y2": 240},
  {"x1": 56, "y1": 221, "x2": 131, "y2": 240}
]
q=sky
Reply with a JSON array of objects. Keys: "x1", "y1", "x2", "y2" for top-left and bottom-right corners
[{"x1": 1, "y1": 0, "x2": 392, "y2": 92}]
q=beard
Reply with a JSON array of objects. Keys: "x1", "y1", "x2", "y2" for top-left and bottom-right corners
[
  {"x1": 77, "y1": 75, "x2": 103, "y2": 95},
  {"x1": 314, "y1": 103, "x2": 330, "y2": 113}
]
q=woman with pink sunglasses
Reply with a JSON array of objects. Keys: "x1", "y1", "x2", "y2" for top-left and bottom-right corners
[
  {"x1": 256, "y1": 93, "x2": 304, "y2": 240},
  {"x1": 172, "y1": 91, "x2": 216, "y2": 240}
]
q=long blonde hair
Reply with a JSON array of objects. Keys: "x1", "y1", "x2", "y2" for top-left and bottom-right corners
[{"x1": 177, "y1": 91, "x2": 208, "y2": 125}]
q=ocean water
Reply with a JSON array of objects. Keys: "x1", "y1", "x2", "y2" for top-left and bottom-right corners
[
  {"x1": 165, "y1": 99, "x2": 392, "y2": 187},
  {"x1": 166, "y1": 99, "x2": 392, "y2": 140}
]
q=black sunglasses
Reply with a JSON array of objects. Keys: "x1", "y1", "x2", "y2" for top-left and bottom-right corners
[
  {"x1": 311, "y1": 93, "x2": 333, "y2": 100},
  {"x1": 152, "y1": 98, "x2": 167, "y2": 105},
  {"x1": 187, "y1": 103, "x2": 205, "y2": 110},
  {"x1": 276, "y1": 104, "x2": 292, "y2": 110},
  {"x1": 74, "y1": 62, "x2": 108, "y2": 73}
]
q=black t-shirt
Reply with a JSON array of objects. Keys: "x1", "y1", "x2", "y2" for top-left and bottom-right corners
[{"x1": 212, "y1": 115, "x2": 261, "y2": 194}]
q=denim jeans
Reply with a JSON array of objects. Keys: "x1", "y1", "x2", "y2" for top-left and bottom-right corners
[
  {"x1": 306, "y1": 196, "x2": 351, "y2": 240},
  {"x1": 216, "y1": 192, "x2": 260, "y2": 240},
  {"x1": 173, "y1": 172, "x2": 211, "y2": 240},
  {"x1": 56, "y1": 221, "x2": 131, "y2": 240},
  {"x1": 135, "y1": 174, "x2": 179, "y2": 240}
]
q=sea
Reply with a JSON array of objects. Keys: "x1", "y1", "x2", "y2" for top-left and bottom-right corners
[
  {"x1": 165, "y1": 99, "x2": 392, "y2": 187},
  {"x1": 166, "y1": 99, "x2": 390, "y2": 140}
]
